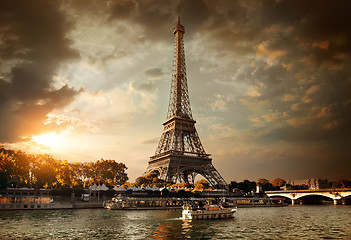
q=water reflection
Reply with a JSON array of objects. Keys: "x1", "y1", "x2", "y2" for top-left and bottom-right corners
[
  {"x1": 181, "y1": 219, "x2": 192, "y2": 235},
  {"x1": 149, "y1": 210, "x2": 182, "y2": 239}
]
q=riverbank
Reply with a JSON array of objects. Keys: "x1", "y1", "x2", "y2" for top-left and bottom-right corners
[
  {"x1": 0, "y1": 187, "x2": 287, "y2": 211},
  {"x1": 0, "y1": 196, "x2": 286, "y2": 211}
]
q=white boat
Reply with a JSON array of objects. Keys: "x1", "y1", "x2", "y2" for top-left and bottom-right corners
[{"x1": 181, "y1": 200, "x2": 237, "y2": 220}]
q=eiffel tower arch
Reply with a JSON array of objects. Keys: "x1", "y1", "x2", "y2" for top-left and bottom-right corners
[{"x1": 144, "y1": 17, "x2": 227, "y2": 189}]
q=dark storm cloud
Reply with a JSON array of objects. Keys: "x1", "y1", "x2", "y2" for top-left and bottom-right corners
[
  {"x1": 108, "y1": 0, "x2": 217, "y2": 41},
  {"x1": 109, "y1": 0, "x2": 176, "y2": 41},
  {"x1": 242, "y1": 0, "x2": 351, "y2": 177},
  {"x1": 0, "y1": 0, "x2": 80, "y2": 142}
]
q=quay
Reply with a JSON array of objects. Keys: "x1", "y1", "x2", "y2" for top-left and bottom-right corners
[
  {"x1": 0, "y1": 188, "x2": 103, "y2": 211},
  {"x1": 0, "y1": 187, "x2": 286, "y2": 210}
]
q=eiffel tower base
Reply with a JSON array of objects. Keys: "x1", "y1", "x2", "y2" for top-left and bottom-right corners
[{"x1": 144, "y1": 151, "x2": 227, "y2": 189}]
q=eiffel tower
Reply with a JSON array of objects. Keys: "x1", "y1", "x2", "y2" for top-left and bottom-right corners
[{"x1": 144, "y1": 17, "x2": 227, "y2": 189}]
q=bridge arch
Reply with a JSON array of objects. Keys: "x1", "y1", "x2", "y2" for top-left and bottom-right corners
[
  {"x1": 294, "y1": 193, "x2": 336, "y2": 200},
  {"x1": 341, "y1": 193, "x2": 351, "y2": 198},
  {"x1": 268, "y1": 192, "x2": 338, "y2": 200},
  {"x1": 269, "y1": 193, "x2": 334, "y2": 205},
  {"x1": 340, "y1": 195, "x2": 351, "y2": 205},
  {"x1": 296, "y1": 194, "x2": 335, "y2": 205}
]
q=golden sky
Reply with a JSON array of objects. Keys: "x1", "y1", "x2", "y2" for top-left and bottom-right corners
[{"x1": 1, "y1": 0, "x2": 351, "y2": 182}]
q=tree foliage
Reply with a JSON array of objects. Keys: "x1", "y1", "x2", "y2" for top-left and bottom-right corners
[
  {"x1": 0, "y1": 147, "x2": 128, "y2": 189},
  {"x1": 133, "y1": 173, "x2": 195, "y2": 189},
  {"x1": 238, "y1": 179, "x2": 256, "y2": 193},
  {"x1": 135, "y1": 173, "x2": 166, "y2": 187},
  {"x1": 271, "y1": 178, "x2": 286, "y2": 187},
  {"x1": 194, "y1": 179, "x2": 210, "y2": 190},
  {"x1": 257, "y1": 178, "x2": 270, "y2": 185},
  {"x1": 93, "y1": 159, "x2": 128, "y2": 186}
]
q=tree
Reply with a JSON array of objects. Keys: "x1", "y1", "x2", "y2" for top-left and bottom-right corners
[
  {"x1": 238, "y1": 180, "x2": 256, "y2": 193},
  {"x1": 0, "y1": 147, "x2": 129, "y2": 189},
  {"x1": 94, "y1": 159, "x2": 128, "y2": 186},
  {"x1": 257, "y1": 178, "x2": 274, "y2": 191},
  {"x1": 171, "y1": 182, "x2": 193, "y2": 189},
  {"x1": 0, "y1": 149, "x2": 15, "y2": 188},
  {"x1": 135, "y1": 172, "x2": 164, "y2": 187},
  {"x1": 229, "y1": 181, "x2": 238, "y2": 191},
  {"x1": 272, "y1": 178, "x2": 286, "y2": 188},
  {"x1": 0, "y1": 148, "x2": 31, "y2": 188},
  {"x1": 11, "y1": 150, "x2": 31, "y2": 187},
  {"x1": 194, "y1": 179, "x2": 210, "y2": 190},
  {"x1": 56, "y1": 160, "x2": 75, "y2": 188},
  {"x1": 258, "y1": 178, "x2": 270, "y2": 185},
  {"x1": 30, "y1": 154, "x2": 61, "y2": 189}
]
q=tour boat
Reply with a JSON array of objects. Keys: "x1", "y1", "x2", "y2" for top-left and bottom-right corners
[{"x1": 181, "y1": 200, "x2": 237, "y2": 220}]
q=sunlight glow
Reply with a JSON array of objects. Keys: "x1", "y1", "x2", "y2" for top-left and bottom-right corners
[{"x1": 32, "y1": 132, "x2": 63, "y2": 149}]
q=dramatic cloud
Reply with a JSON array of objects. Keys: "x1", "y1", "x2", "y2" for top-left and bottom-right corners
[
  {"x1": 1, "y1": 0, "x2": 350, "y2": 181},
  {"x1": 0, "y1": 0, "x2": 80, "y2": 142}
]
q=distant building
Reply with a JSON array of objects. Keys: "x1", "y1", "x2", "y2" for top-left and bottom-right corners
[{"x1": 287, "y1": 179, "x2": 331, "y2": 190}]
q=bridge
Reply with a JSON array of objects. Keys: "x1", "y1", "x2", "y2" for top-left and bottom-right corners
[{"x1": 266, "y1": 188, "x2": 351, "y2": 205}]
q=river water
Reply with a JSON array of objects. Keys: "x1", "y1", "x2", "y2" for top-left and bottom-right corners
[{"x1": 0, "y1": 205, "x2": 350, "y2": 239}]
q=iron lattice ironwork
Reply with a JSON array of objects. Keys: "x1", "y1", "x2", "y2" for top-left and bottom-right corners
[{"x1": 144, "y1": 18, "x2": 227, "y2": 189}]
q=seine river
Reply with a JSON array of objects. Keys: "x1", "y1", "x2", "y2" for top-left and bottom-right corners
[{"x1": 0, "y1": 205, "x2": 350, "y2": 239}]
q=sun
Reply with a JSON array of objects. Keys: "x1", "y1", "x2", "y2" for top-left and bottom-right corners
[{"x1": 32, "y1": 132, "x2": 63, "y2": 148}]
